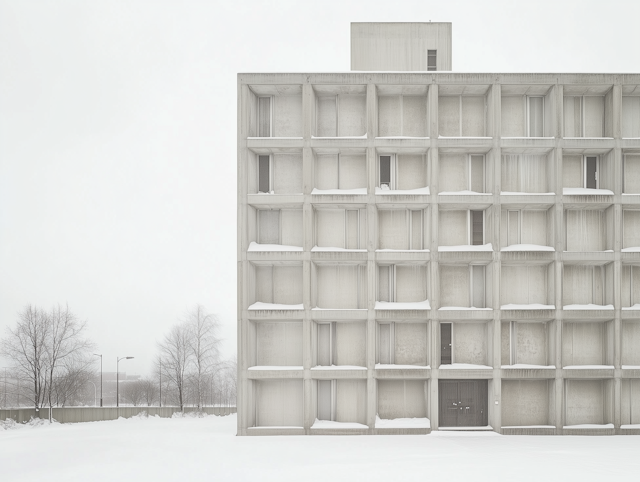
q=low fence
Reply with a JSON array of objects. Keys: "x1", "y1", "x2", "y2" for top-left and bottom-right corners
[{"x1": 0, "y1": 406, "x2": 236, "y2": 424}]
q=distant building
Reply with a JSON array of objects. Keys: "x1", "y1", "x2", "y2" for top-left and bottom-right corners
[{"x1": 237, "y1": 22, "x2": 640, "y2": 435}]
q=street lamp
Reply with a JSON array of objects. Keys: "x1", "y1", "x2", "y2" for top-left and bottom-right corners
[
  {"x1": 116, "y1": 356, "x2": 134, "y2": 408},
  {"x1": 93, "y1": 354, "x2": 103, "y2": 407}
]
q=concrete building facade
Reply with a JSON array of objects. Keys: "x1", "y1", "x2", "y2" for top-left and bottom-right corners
[{"x1": 237, "y1": 22, "x2": 640, "y2": 435}]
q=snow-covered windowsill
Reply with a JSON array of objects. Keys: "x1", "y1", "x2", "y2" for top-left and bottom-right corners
[
  {"x1": 376, "y1": 186, "x2": 430, "y2": 195},
  {"x1": 248, "y1": 242, "x2": 303, "y2": 252},
  {"x1": 438, "y1": 243, "x2": 492, "y2": 252},
  {"x1": 563, "y1": 188, "x2": 614, "y2": 195},
  {"x1": 375, "y1": 300, "x2": 430, "y2": 310},
  {"x1": 248, "y1": 302, "x2": 304, "y2": 310}
]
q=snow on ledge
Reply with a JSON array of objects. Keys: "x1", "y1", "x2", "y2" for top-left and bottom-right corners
[
  {"x1": 438, "y1": 243, "x2": 492, "y2": 252},
  {"x1": 312, "y1": 188, "x2": 367, "y2": 195},
  {"x1": 311, "y1": 365, "x2": 367, "y2": 370},
  {"x1": 311, "y1": 307, "x2": 367, "y2": 311},
  {"x1": 247, "y1": 136, "x2": 303, "y2": 140},
  {"x1": 621, "y1": 424, "x2": 640, "y2": 429},
  {"x1": 438, "y1": 190, "x2": 487, "y2": 195},
  {"x1": 311, "y1": 134, "x2": 367, "y2": 139},
  {"x1": 375, "y1": 416, "x2": 430, "y2": 429},
  {"x1": 622, "y1": 365, "x2": 640, "y2": 369},
  {"x1": 248, "y1": 426, "x2": 303, "y2": 430},
  {"x1": 439, "y1": 363, "x2": 493, "y2": 370},
  {"x1": 501, "y1": 303, "x2": 555, "y2": 310},
  {"x1": 248, "y1": 366, "x2": 303, "y2": 371},
  {"x1": 376, "y1": 364, "x2": 430, "y2": 370},
  {"x1": 311, "y1": 246, "x2": 367, "y2": 252},
  {"x1": 501, "y1": 244, "x2": 554, "y2": 252},
  {"x1": 376, "y1": 249, "x2": 430, "y2": 252},
  {"x1": 248, "y1": 242, "x2": 303, "y2": 252},
  {"x1": 563, "y1": 187, "x2": 614, "y2": 195},
  {"x1": 563, "y1": 424, "x2": 614, "y2": 429},
  {"x1": 622, "y1": 247, "x2": 640, "y2": 252},
  {"x1": 375, "y1": 186, "x2": 430, "y2": 195},
  {"x1": 502, "y1": 364, "x2": 555, "y2": 369},
  {"x1": 438, "y1": 307, "x2": 492, "y2": 311},
  {"x1": 563, "y1": 304, "x2": 614, "y2": 310},
  {"x1": 501, "y1": 191, "x2": 555, "y2": 195},
  {"x1": 311, "y1": 420, "x2": 368, "y2": 429},
  {"x1": 375, "y1": 300, "x2": 430, "y2": 310},
  {"x1": 563, "y1": 365, "x2": 614, "y2": 370},
  {"x1": 503, "y1": 425, "x2": 555, "y2": 429},
  {"x1": 248, "y1": 302, "x2": 304, "y2": 310}
]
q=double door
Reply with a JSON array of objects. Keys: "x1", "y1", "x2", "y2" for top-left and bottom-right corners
[{"x1": 439, "y1": 380, "x2": 488, "y2": 427}]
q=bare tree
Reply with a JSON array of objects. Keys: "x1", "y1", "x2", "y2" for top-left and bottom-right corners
[
  {"x1": 0, "y1": 304, "x2": 94, "y2": 418},
  {"x1": 50, "y1": 361, "x2": 95, "y2": 407},
  {"x1": 140, "y1": 377, "x2": 158, "y2": 406},
  {"x1": 158, "y1": 323, "x2": 191, "y2": 411},
  {"x1": 185, "y1": 305, "x2": 221, "y2": 410},
  {"x1": 122, "y1": 379, "x2": 146, "y2": 406}
]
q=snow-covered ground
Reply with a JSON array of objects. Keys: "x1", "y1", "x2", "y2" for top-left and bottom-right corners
[{"x1": 2, "y1": 414, "x2": 640, "y2": 481}]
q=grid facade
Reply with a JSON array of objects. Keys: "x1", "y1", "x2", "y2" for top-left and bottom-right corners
[{"x1": 237, "y1": 70, "x2": 640, "y2": 435}]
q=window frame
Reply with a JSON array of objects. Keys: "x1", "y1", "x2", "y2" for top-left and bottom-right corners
[{"x1": 257, "y1": 95, "x2": 273, "y2": 137}]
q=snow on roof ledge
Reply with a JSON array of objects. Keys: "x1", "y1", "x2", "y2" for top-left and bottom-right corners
[
  {"x1": 375, "y1": 300, "x2": 430, "y2": 310},
  {"x1": 563, "y1": 187, "x2": 614, "y2": 195},
  {"x1": 312, "y1": 188, "x2": 367, "y2": 195},
  {"x1": 375, "y1": 186, "x2": 430, "y2": 195},
  {"x1": 248, "y1": 242, "x2": 303, "y2": 252},
  {"x1": 501, "y1": 244, "x2": 554, "y2": 252},
  {"x1": 622, "y1": 304, "x2": 640, "y2": 310},
  {"x1": 439, "y1": 363, "x2": 492, "y2": 369},
  {"x1": 375, "y1": 416, "x2": 430, "y2": 429},
  {"x1": 438, "y1": 243, "x2": 492, "y2": 252},
  {"x1": 248, "y1": 302, "x2": 304, "y2": 310},
  {"x1": 501, "y1": 303, "x2": 555, "y2": 310},
  {"x1": 563, "y1": 304, "x2": 614, "y2": 310},
  {"x1": 311, "y1": 420, "x2": 368, "y2": 429}
]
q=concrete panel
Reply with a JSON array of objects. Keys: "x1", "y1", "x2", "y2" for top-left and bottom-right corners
[
  {"x1": 378, "y1": 95, "x2": 401, "y2": 137},
  {"x1": 440, "y1": 265, "x2": 470, "y2": 307},
  {"x1": 565, "y1": 380, "x2": 605, "y2": 425},
  {"x1": 316, "y1": 265, "x2": 365, "y2": 309},
  {"x1": 273, "y1": 153, "x2": 302, "y2": 194},
  {"x1": 439, "y1": 210, "x2": 468, "y2": 246},
  {"x1": 563, "y1": 323, "x2": 605, "y2": 366},
  {"x1": 502, "y1": 155, "x2": 548, "y2": 193},
  {"x1": 461, "y1": 96, "x2": 486, "y2": 137},
  {"x1": 502, "y1": 380, "x2": 551, "y2": 426},
  {"x1": 501, "y1": 265, "x2": 548, "y2": 305},
  {"x1": 256, "y1": 379, "x2": 303, "y2": 427},
  {"x1": 256, "y1": 322, "x2": 303, "y2": 366},
  {"x1": 439, "y1": 153, "x2": 467, "y2": 192},
  {"x1": 521, "y1": 210, "x2": 548, "y2": 246},
  {"x1": 517, "y1": 323, "x2": 548, "y2": 365},
  {"x1": 403, "y1": 96, "x2": 427, "y2": 137},
  {"x1": 335, "y1": 322, "x2": 366, "y2": 366},
  {"x1": 622, "y1": 322, "x2": 640, "y2": 365},
  {"x1": 397, "y1": 154, "x2": 426, "y2": 190},
  {"x1": 273, "y1": 266, "x2": 303, "y2": 305},
  {"x1": 395, "y1": 265, "x2": 427, "y2": 303},
  {"x1": 584, "y1": 96, "x2": 604, "y2": 137},
  {"x1": 340, "y1": 154, "x2": 367, "y2": 189},
  {"x1": 379, "y1": 210, "x2": 409, "y2": 250},
  {"x1": 621, "y1": 379, "x2": 640, "y2": 425},
  {"x1": 338, "y1": 94, "x2": 366, "y2": 136},
  {"x1": 395, "y1": 323, "x2": 428, "y2": 365},
  {"x1": 336, "y1": 380, "x2": 367, "y2": 424},
  {"x1": 439, "y1": 96, "x2": 460, "y2": 136},
  {"x1": 377, "y1": 380, "x2": 427, "y2": 419},
  {"x1": 501, "y1": 322, "x2": 511, "y2": 365},
  {"x1": 316, "y1": 210, "x2": 345, "y2": 248},
  {"x1": 258, "y1": 210, "x2": 280, "y2": 244},
  {"x1": 315, "y1": 154, "x2": 339, "y2": 189},
  {"x1": 624, "y1": 155, "x2": 640, "y2": 193},
  {"x1": 281, "y1": 209, "x2": 303, "y2": 247},
  {"x1": 316, "y1": 95, "x2": 337, "y2": 137},
  {"x1": 273, "y1": 95, "x2": 302, "y2": 137},
  {"x1": 565, "y1": 210, "x2": 605, "y2": 251},
  {"x1": 622, "y1": 96, "x2": 640, "y2": 138},
  {"x1": 563, "y1": 155, "x2": 583, "y2": 188},
  {"x1": 501, "y1": 96, "x2": 525, "y2": 137},
  {"x1": 623, "y1": 210, "x2": 640, "y2": 248},
  {"x1": 454, "y1": 323, "x2": 487, "y2": 365}
]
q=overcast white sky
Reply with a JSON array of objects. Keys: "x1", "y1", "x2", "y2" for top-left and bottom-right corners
[{"x1": 1, "y1": 0, "x2": 639, "y2": 377}]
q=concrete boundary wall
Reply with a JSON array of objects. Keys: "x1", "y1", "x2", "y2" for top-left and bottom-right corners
[{"x1": 0, "y1": 406, "x2": 236, "y2": 424}]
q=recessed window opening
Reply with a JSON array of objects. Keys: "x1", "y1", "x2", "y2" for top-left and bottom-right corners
[
  {"x1": 507, "y1": 210, "x2": 521, "y2": 246},
  {"x1": 258, "y1": 155, "x2": 271, "y2": 193},
  {"x1": 584, "y1": 156, "x2": 599, "y2": 189},
  {"x1": 258, "y1": 96, "x2": 272, "y2": 137},
  {"x1": 379, "y1": 155, "x2": 395, "y2": 189},
  {"x1": 317, "y1": 379, "x2": 335, "y2": 421},
  {"x1": 317, "y1": 322, "x2": 336, "y2": 366},
  {"x1": 469, "y1": 210, "x2": 484, "y2": 245},
  {"x1": 440, "y1": 322, "x2": 452, "y2": 364},
  {"x1": 378, "y1": 265, "x2": 395, "y2": 302},
  {"x1": 427, "y1": 50, "x2": 437, "y2": 71}
]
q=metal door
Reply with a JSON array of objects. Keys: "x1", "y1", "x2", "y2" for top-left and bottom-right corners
[
  {"x1": 440, "y1": 323, "x2": 452, "y2": 365},
  {"x1": 439, "y1": 380, "x2": 488, "y2": 427}
]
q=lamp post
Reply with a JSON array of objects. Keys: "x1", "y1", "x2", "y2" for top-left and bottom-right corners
[
  {"x1": 116, "y1": 356, "x2": 134, "y2": 408},
  {"x1": 93, "y1": 354, "x2": 103, "y2": 407}
]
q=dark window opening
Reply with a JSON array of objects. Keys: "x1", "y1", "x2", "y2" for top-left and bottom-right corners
[{"x1": 427, "y1": 50, "x2": 437, "y2": 71}]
